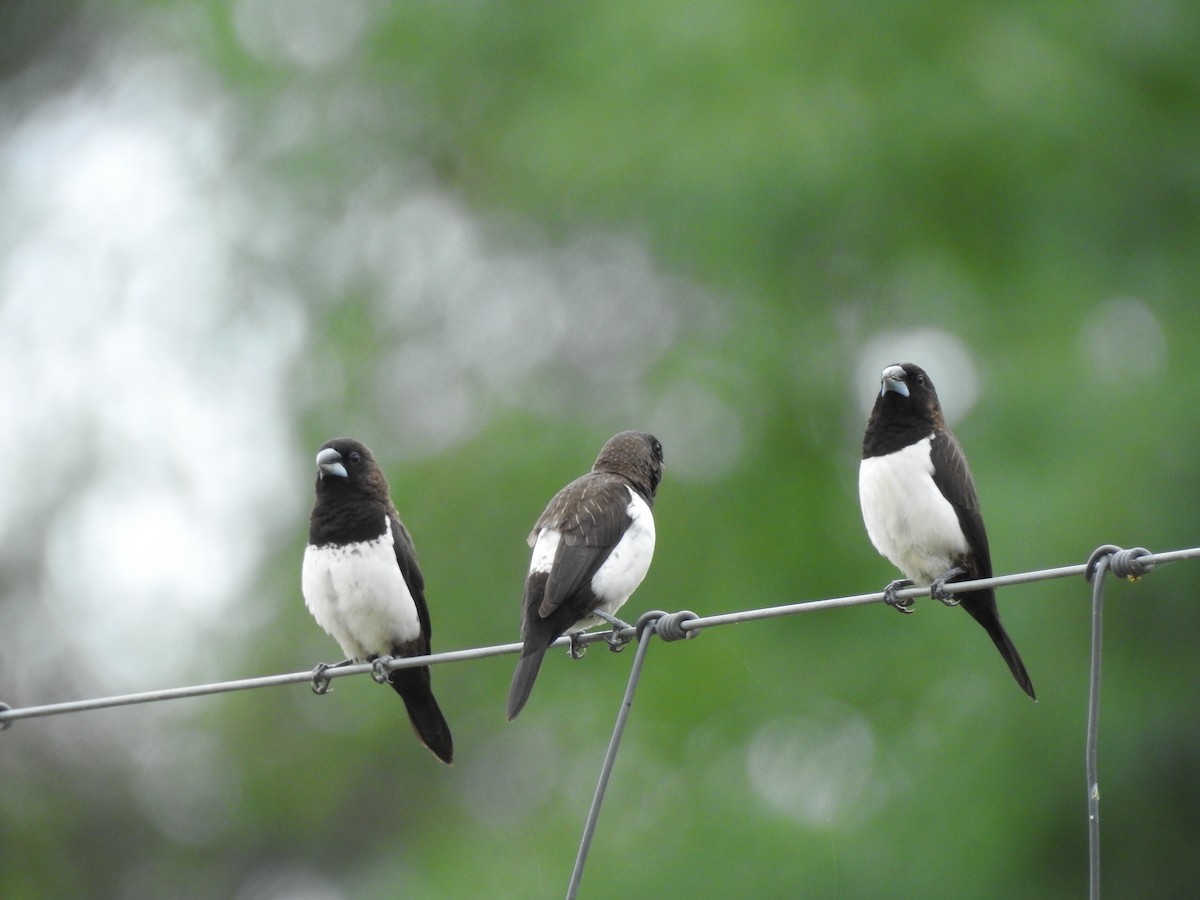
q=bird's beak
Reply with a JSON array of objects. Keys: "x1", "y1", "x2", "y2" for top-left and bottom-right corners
[
  {"x1": 880, "y1": 365, "x2": 909, "y2": 398},
  {"x1": 316, "y1": 447, "x2": 348, "y2": 480}
]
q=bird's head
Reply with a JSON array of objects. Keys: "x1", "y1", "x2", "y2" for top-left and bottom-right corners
[
  {"x1": 312, "y1": 437, "x2": 390, "y2": 501},
  {"x1": 594, "y1": 430, "x2": 665, "y2": 499},
  {"x1": 877, "y1": 362, "x2": 944, "y2": 424}
]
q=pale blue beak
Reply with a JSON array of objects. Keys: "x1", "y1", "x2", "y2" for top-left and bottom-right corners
[
  {"x1": 880, "y1": 365, "x2": 909, "y2": 398},
  {"x1": 316, "y1": 447, "x2": 348, "y2": 480}
]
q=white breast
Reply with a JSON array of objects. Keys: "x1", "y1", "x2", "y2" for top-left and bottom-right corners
[
  {"x1": 589, "y1": 487, "x2": 656, "y2": 616},
  {"x1": 301, "y1": 517, "x2": 422, "y2": 661},
  {"x1": 858, "y1": 436, "x2": 967, "y2": 585}
]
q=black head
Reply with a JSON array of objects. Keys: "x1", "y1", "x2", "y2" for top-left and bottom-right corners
[
  {"x1": 312, "y1": 437, "x2": 392, "y2": 504},
  {"x1": 862, "y1": 363, "x2": 947, "y2": 456},
  {"x1": 593, "y1": 430, "x2": 665, "y2": 500}
]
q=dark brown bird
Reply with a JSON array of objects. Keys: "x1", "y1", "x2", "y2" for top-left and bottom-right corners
[{"x1": 506, "y1": 431, "x2": 664, "y2": 720}]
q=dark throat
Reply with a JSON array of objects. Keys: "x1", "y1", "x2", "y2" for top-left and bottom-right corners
[{"x1": 309, "y1": 491, "x2": 391, "y2": 547}]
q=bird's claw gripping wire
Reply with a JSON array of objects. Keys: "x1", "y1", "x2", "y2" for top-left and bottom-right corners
[
  {"x1": 311, "y1": 664, "x2": 335, "y2": 695},
  {"x1": 930, "y1": 566, "x2": 966, "y2": 607},
  {"x1": 0, "y1": 703, "x2": 11, "y2": 732},
  {"x1": 567, "y1": 632, "x2": 588, "y2": 660},
  {"x1": 592, "y1": 610, "x2": 634, "y2": 653},
  {"x1": 882, "y1": 578, "x2": 916, "y2": 613},
  {"x1": 310, "y1": 659, "x2": 352, "y2": 695},
  {"x1": 370, "y1": 657, "x2": 394, "y2": 684},
  {"x1": 1086, "y1": 544, "x2": 1155, "y2": 583},
  {"x1": 565, "y1": 608, "x2": 697, "y2": 659}
]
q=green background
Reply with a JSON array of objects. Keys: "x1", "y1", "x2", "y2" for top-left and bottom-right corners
[{"x1": 2, "y1": 2, "x2": 1199, "y2": 897}]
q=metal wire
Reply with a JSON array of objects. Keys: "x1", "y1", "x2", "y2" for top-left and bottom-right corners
[
  {"x1": 2, "y1": 545, "x2": 1197, "y2": 728},
  {"x1": 567, "y1": 611, "x2": 663, "y2": 899},
  {"x1": 1080, "y1": 545, "x2": 1152, "y2": 900},
  {"x1": 1, "y1": 543, "x2": 1195, "y2": 900},
  {"x1": 1085, "y1": 554, "x2": 1108, "y2": 900}
]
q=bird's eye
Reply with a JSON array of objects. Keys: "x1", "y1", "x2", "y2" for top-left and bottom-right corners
[
  {"x1": 348, "y1": 451, "x2": 362, "y2": 464},
  {"x1": 915, "y1": 374, "x2": 925, "y2": 386}
]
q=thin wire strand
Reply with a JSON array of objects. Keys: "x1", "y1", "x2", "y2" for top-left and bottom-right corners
[
  {"x1": 2, "y1": 545, "x2": 1197, "y2": 728},
  {"x1": 1087, "y1": 557, "x2": 1108, "y2": 900},
  {"x1": 567, "y1": 614, "x2": 660, "y2": 900}
]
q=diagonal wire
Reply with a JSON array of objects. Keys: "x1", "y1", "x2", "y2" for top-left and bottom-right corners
[
  {"x1": 566, "y1": 612, "x2": 662, "y2": 900},
  {"x1": 2, "y1": 545, "x2": 1198, "y2": 730}
]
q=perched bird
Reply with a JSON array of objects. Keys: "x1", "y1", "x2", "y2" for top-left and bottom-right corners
[
  {"x1": 859, "y1": 363, "x2": 1036, "y2": 700},
  {"x1": 301, "y1": 437, "x2": 454, "y2": 763},
  {"x1": 506, "y1": 431, "x2": 665, "y2": 721}
]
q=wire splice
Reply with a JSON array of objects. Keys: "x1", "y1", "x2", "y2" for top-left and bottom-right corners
[
  {"x1": 641, "y1": 608, "x2": 699, "y2": 642},
  {"x1": 1086, "y1": 544, "x2": 1154, "y2": 582}
]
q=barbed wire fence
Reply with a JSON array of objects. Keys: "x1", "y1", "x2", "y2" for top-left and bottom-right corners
[{"x1": 2, "y1": 543, "x2": 1196, "y2": 898}]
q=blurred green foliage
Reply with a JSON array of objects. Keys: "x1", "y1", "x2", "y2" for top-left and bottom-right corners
[{"x1": 3, "y1": 1, "x2": 1200, "y2": 898}]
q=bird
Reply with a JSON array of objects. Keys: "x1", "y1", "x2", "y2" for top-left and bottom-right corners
[
  {"x1": 506, "y1": 430, "x2": 665, "y2": 721},
  {"x1": 858, "y1": 363, "x2": 1036, "y2": 700},
  {"x1": 301, "y1": 437, "x2": 455, "y2": 763}
]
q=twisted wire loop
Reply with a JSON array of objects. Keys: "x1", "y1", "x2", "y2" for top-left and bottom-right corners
[
  {"x1": 654, "y1": 609, "x2": 699, "y2": 642},
  {"x1": 634, "y1": 609, "x2": 665, "y2": 639},
  {"x1": 635, "y1": 609, "x2": 699, "y2": 643},
  {"x1": 1086, "y1": 545, "x2": 1155, "y2": 583}
]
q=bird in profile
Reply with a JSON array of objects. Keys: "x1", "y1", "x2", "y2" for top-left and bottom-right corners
[
  {"x1": 301, "y1": 437, "x2": 455, "y2": 762},
  {"x1": 506, "y1": 431, "x2": 665, "y2": 721},
  {"x1": 858, "y1": 363, "x2": 1036, "y2": 699}
]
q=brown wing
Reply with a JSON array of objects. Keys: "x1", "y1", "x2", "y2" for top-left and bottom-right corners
[{"x1": 530, "y1": 472, "x2": 634, "y2": 619}]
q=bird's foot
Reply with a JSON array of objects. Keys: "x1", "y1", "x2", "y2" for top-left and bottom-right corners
[
  {"x1": 882, "y1": 579, "x2": 917, "y2": 614},
  {"x1": 311, "y1": 659, "x2": 352, "y2": 695},
  {"x1": 929, "y1": 567, "x2": 967, "y2": 607},
  {"x1": 567, "y1": 632, "x2": 588, "y2": 660},
  {"x1": 592, "y1": 610, "x2": 634, "y2": 652},
  {"x1": 370, "y1": 656, "x2": 395, "y2": 684}
]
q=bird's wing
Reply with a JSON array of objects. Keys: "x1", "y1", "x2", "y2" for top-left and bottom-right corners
[
  {"x1": 389, "y1": 511, "x2": 432, "y2": 653},
  {"x1": 929, "y1": 430, "x2": 992, "y2": 577},
  {"x1": 532, "y1": 474, "x2": 634, "y2": 619}
]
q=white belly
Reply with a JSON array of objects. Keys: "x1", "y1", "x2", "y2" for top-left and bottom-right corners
[
  {"x1": 301, "y1": 518, "x2": 422, "y2": 660},
  {"x1": 859, "y1": 437, "x2": 967, "y2": 585},
  {"x1": 588, "y1": 488, "x2": 656, "y2": 618}
]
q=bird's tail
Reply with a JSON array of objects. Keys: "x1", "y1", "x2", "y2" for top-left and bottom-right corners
[
  {"x1": 506, "y1": 642, "x2": 549, "y2": 721},
  {"x1": 962, "y1": 591, "x2": 1037, "y2": 700},
  {"x1": 388, "y1": 666, "x2": 454, "y2": 764}
]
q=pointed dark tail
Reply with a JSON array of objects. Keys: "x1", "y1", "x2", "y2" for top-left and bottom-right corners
[
  {"x1": 506, "y1": 645, "x2": 548, "y2": 721},
  {"x1": 388, "y1": 666, "x2": 454, "y2": 764},
  {"x1": 961, "y1": 591, "x2": 1037, "y2": 700}
]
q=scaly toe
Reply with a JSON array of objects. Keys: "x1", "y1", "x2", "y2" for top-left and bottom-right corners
[
  {"x1": 930, "y1": 566, "x2": 966, "y2": 606},
  {"x1": 370, "y1": 657, "x2": 394, "y2": 684},
  {"x1": 605, "y1": 630, "x2": 630, "y2": 653},
  {"x1": 882, "y1": 579, "x2": 916, "y2": 614},
  {"x1": 311, "y1": 663, "x2": 334, "y2": 695},
  {"x1": 568, "y1": 633, "x2": 587, "y2": 660}
]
